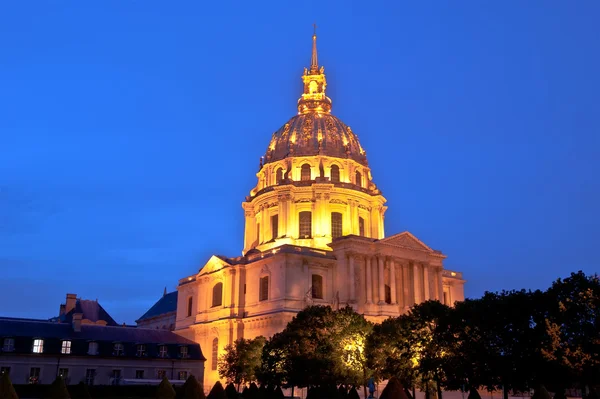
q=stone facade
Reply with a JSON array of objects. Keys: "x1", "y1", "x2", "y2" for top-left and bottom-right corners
[{"x1": 172, "y1": 32, "x2": 466, "y2": 389}]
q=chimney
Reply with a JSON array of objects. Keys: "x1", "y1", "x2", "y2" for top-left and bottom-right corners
[
  {"x1": 72, "y1": 313, "x2": 83, "y2": 332},
  {"x1": 65, "y1": 293, "x2": 77, "y2": 313},
  {"x1": 59, "y1": 304, "x2": 66, "y2": 316}
]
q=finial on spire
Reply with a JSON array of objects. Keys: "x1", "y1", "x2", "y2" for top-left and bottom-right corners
[
  {"x1": 163, "y1": 287, "x2": 167, "y2": 297},
  {"x1": 311, "y1": 23, "x2": 318, "y2": 72}
]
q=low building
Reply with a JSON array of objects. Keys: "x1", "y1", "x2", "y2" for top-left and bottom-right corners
[
  {"x1": 0, "y1": 294, "x2": 204, "y2": 385},
  {"x1": 136, "y1": 289, "x2": 177, "y2": 331}
]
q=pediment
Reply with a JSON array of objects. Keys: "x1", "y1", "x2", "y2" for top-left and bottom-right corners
[
  {"x1": 198, "y1": 255, "x2": 231, "y2": 276},
  {"x1": 380, "y1": 231, "x2": 433, "y2": 252}
]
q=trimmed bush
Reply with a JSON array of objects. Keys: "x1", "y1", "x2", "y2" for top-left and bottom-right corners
[
  {"x1": 248, "y1": 383, "x2": 259, "y2": 399},
  {"x1": 72, "y1": 382, "x2": 92, "y2": 399},
  {"x1": 241, "y1": 386, "x2": 250, "y2": 399},
  {"x1": 157, "y1": 376, "x2": 176, "y2": 399},
  {"x1": 0, "y1": 373, "x2": 18, "y2": 399},
  {"x1": 182, "y1": 375, "x2": 206, "y2": 399},
  {"x1": 467, "y1": 388, "x2": 481, "y2": 399},
  {"x1": 348, "y1": 387, "x2": 360, "y2": 399},
  {"x1": 49, "y1": 376, "x2": 70, "y2": 399},
  {"x1": 380, "y1": 377, "x2": 409, "y2": 399},
  {"x1": 273, "y1": 386, "x2": 284, "y2": 399},
  {"x1": 338, "y1": 385, "x2": 348, "y2": 399},
  {"x1": 225, "y1": 383, "x2": 238, "y2": 399},
  {"x1": 532, "y1": 385, "x2": 551, "y2": 399},
  {"x1": 208, "y1": 381, "x2": 226, "y2": 399}
]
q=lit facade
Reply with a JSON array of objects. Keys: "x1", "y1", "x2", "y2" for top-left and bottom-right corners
[{"x1": 174, "y1": 31, "x2": 465, "y2": 389}]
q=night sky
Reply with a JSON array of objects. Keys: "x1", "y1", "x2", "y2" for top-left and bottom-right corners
[{"x1": 1, "y1": 2, "x2": 598, "y2": 324}]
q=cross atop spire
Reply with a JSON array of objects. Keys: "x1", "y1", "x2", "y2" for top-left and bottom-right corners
[{"x1": 310, "y1": 23, "x2": 319, "y2": 73}]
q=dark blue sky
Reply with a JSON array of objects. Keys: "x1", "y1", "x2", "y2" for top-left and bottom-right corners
[{"x1": 1, "y1": 2, "x2": 598, "y2": 324}]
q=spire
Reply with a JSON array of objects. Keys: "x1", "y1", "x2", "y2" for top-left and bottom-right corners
[
  {"x1": 163, "y1": 287, "x2": 167, "y2": 297},
  {"x1": 311, "y1": 23, "x2": 318, "y2": 73}
]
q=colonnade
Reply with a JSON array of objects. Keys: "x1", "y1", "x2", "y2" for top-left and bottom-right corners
[{"x1": 344, "y1": 253, "x2": 445, "y2": 307}]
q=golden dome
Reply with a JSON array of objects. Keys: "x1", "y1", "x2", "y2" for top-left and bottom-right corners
[
  {"x1": 263, "y1": 29, "x2": 368, "y2": 167},
  {"x1": 264, "y1": 113, "x2": 368, "y2": 166}
]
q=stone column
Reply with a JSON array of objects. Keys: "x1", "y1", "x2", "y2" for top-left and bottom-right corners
[
  {"x1": 437, "y1": 269, "x2": 444, "y2": 302},
  {"x1": 402, "y1": 263, "x2": 411, "y2": 307},
  {"x1": 243, "y1": 207, "x2": 256, "y2": 251},
  {"x1": 413, "y1": 263, "x2": 421, "y2": 304},
  {"x1": 378, "y1": 255, "x2": 385, "y2": 304},
  {"x1": 365, "y1": 257, "x2": 372, "y2": 304},
  {"x1": 348, "y1": 255, "x2": 356, "y2": 302},
  {"x1": 423, "y1": 264, "x2": 430, "y2": 301},
  {"x1": 389, "y1": 258, "x2": 397, "y2": 304}
]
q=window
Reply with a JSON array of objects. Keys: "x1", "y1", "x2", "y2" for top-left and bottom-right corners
[
  {"x1": 299, "y1": 211, "x2": 312, "y2": 238},
  {"x1": 32, "y1": 339, "x2": 44, "y2": 354},
  {"x1": 271, "y1": 214, "x2": 278, "y2": 240},
  {"x1": 2, "y1": 338, "x2": 14, "y2": 352},
  {"x1": 157, "y1": 369, "x2": 167, "y2": 379},
  {"x1": 135, "y1": 370, "x2": 145, "y2": 379},
  {"x1": 257, "y1": 223, "x2": 261, "y2": 243},
  {"x1": 259, "y1": 276, "x2": 269, "y2": 302},
  {"x1": 275, "y1": 168, "x2": 283, "y2": 184},
  {"x1": 211, "y1": 338, "x2": 218, "y2": 371},
  {"x1": 355, "y1": 171, "x2": 362, "y2": 187},
  {"x1": 359, "y1": 217, "x2": 365, "y2": 237},
  {"x1": 114, "y1": 343, "x2": 124, "y2": 356},
  {"x1": 180, "y1": 346, "x2": 189, "y2": 358},
  {"x1": 111, "y1": 369, "x2": 121, "y2": 385},
  {"x1": 1, "y1": 367, "x2": 10, "y2": 376},
  {"x1": 88, "y1": 341, "x2": 98, "y2": 355},
  {"x1": 312, "y1": 274, "x2": 323, "y2": 299},
  {"x1": 301, "y1": 163, "x2": 311, "y2": 181},
  {"x1": 331, "y1": 212, "x2": 343, "y2": 239},
  {"x1": 179, "y1": 371, "x2": 188, "y2": 380},
  {"x1": 29, "y1": 368, "x2": 40, "y2": 384},
  {"x1": 58, "y1": 368, "x2": 69, "y2": 379},
  {"x1": 187, "y1": 296, "x2": 193, "y2": 317},
  {"x1": 385, "y1": 285, "x2": 392, "y2": 304},
  {"x1": 85, "y1": 369, "x2": 96, "y2": 386},
  {"x1": 330, "y1": 165, "x2": 340, "y2": 182},
  {"x1": 443, "y1": 291, "x2": 449, "y2": 305},
  {"x1": 137, "y1": 344, "x2": 146, "y2": 357},
  {"x1": 61, "y1": 340, "x2": 71, "y2": 354},
  {"x1": 159, "y1": 345, "x2": 168, "y2": 358},
  {"x1": 212, "y1": 283, "x2": 223, "y2": 307}
]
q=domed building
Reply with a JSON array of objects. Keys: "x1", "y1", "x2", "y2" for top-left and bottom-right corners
[{"x1": 173, "y1": 31, "x2": 465, "y2": 388}]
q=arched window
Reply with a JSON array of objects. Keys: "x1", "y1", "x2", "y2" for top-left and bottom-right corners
[
  {"x1": 385, "y1": 285, "x2": 392, "y2": 304},
  {"x1": 275, "y1": 168, "x2": 283, "y2": 184},
  {"x1": 212, "y1": 283, "x2": 223, "y2": 308},
  {"x1": 331, "y1": 212, "x2": 343, "y2": 239},
  {"x1": 301, "y1": 164, "x2": 311, "y2": 181},
  {"x1": 271, "y1": 215, "x2": 278, "y2": 240},
  {"x1": 359, "y1": 217, "x2": 365, "y2": 237},
  {"x1": 187, "y1": 296, "x2": 193, "y2": 317},
  {"x1": 211, "y1": 338, "x2": 218, "y2": 370},
  {"x1": 311, "y1": 274, "x2": 323, "y2": 299},
  {"x1": 259, "y1": 276, "x2": 269, "y2": 302},
  {"x1": 355, "y1": 171, "x2": 362, "y2": 187},
  {"x1": 299, "y1": 211, "x2": 312, "y2": 238},
  {"x1": 330, "y1": 165, "x2": 340, "y2": 183}
]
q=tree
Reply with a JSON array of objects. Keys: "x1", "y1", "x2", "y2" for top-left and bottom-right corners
[
  {"x1": 219, "y1": 337, "x2": 266, "y2": 388},
  {"x1": 157, "y1": 376, "x2": 176, "y2": 399},
  {"x1": 0, "y1": 372, "x2": 18, "y2": 399},
  {"x1": 49, "y1": 376, "x2": 71, "y2": 399},
  {"x1": 182, "y1": 375, "x2": 206, "y2": 399},
  {"x1": 260, "y1": 305, "x2": 372, "y2": 391}
]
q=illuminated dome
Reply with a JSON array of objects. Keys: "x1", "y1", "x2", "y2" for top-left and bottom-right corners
[{"x1": 264, "y1": 113, "x2": 368, "y2": 166}]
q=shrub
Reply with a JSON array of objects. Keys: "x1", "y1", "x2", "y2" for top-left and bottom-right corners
[
  {"x1": 49, "y1": 376, "x2": 70, "y2": 399},
  {"x1": 182, "y1": 375, "x2": 206, "y2": 399},
  {"x1": 380, "y1": 377, "x2": 409, "y2": 399},
  {"x1": 157, "y1": 376, "x2": 176, "y2": 399},
  {"x1": 0, "y1": 373, "x2": 19, "y2": 399},
  {"x1": 348, "y1": 387, "x2": 360, "y2": 399},
  {"x1": 225, "y1": 383, "x2": 238, "y2": 399},
  {"x1": 207, "y1": 381, "x2": 226, "y2": 399}
]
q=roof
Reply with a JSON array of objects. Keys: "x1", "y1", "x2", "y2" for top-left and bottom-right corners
[
  {"x1": 0, "y1": 317, "x2": 205, "y2": 360},
  {"x1": 49, "y1": 298, "x2": 118, "y2": 326},
  {"x1": 264, "y1": 113, "x2": 369, "y2": 167},
  {"x1": 136, "y1": 291, "x2": 178, "y2": 323}
]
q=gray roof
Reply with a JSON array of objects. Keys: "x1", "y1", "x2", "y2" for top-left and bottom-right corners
[
  {"x1": 136, "y1": 291, "x2": 178, "y2": 323},
  {"x1": 0, "y1": 317, "x2": 204, "y2": 360},
  {"x1": 49, "y1": 299, "x2": 118, "y2": 326}
]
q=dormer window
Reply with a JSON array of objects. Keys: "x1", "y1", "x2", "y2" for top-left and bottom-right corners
[
  {"x1": 113, "y1": 343, "x2": 124, "y2": 356},
  {"x1": 355, "y1": 171, "x2": 362, "y2": 187},
  {"x1": 180, "y1": 346, "x2": 189, "y2": 359},
  {"x1": 276, "y1": 168, "x2": 283, "y2": 184},
  {"x1": 159, "y1": 345, "x2": 168, "y2": 358},
  {"x1": 301, "y1": 164, "x2": 311, "y2": 181},
  {"x1": 61, "y1": 340, "x2": 72, "y2": 354},
  {"x1": 330, "y1": 165, "x2": 340, "y2": 182},
  {"x1": 136, "y1": 344, "x2": 146, "y2": 357},
  {"x1": 88, "y1": 342, "x2": 98, "y2": 355},
  {"x1": 32, "y1": 339, "x2": 44, "y2": 354},
  {"x1": 2, "y1": 338, "x2": 14, "y2": 352}
]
